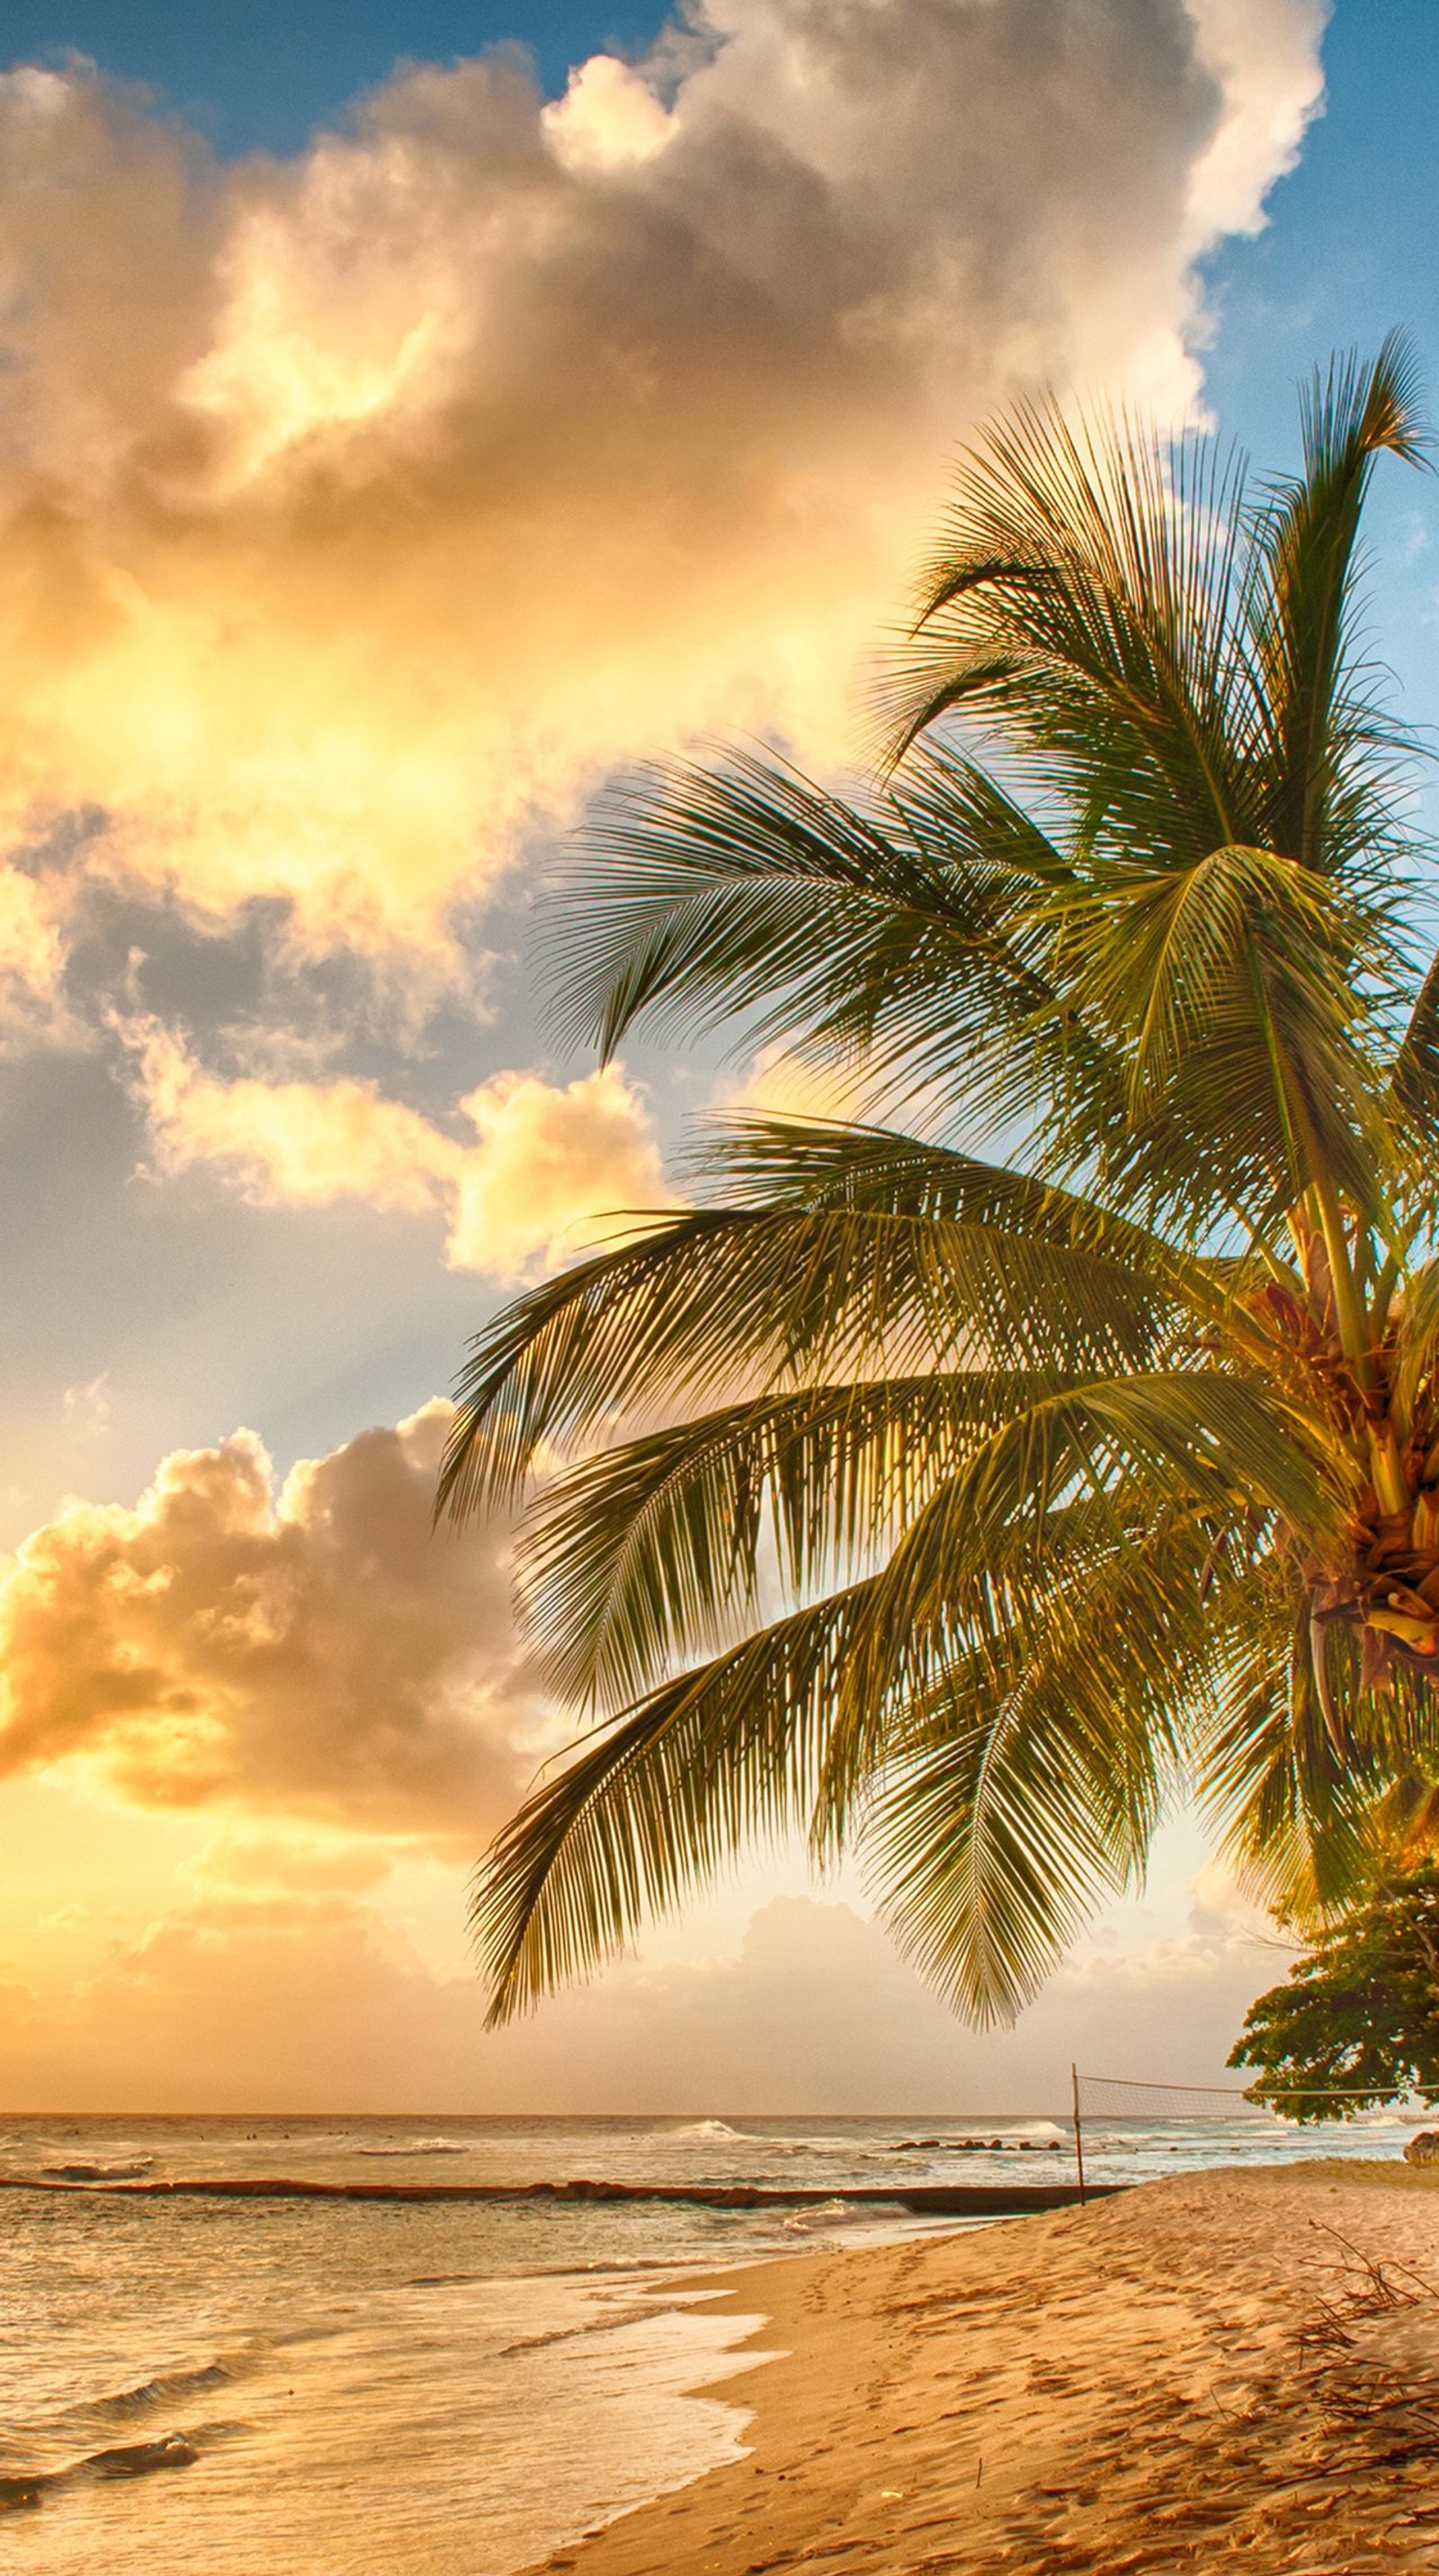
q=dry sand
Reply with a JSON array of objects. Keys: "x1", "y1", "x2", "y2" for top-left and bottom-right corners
[{"x1": 535, "y1": 2164, "x2": 1439, "y2": 2576}]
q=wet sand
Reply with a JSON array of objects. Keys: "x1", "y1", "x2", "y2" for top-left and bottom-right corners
[{"x1": 534, "y1": 2163, "x2": 1439, "y2": 2575}]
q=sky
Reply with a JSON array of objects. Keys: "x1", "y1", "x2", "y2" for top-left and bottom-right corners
[{"x1": 0, "y1": 0, "x2": 1429, "y2": 2113}]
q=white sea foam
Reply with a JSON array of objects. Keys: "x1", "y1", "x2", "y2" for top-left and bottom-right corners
[
  {"x1": 357, "y1": 2137, "x2": 471, "y2": 2157},
  {"x1": 40, "y1": 2157, "x2": 155, "y2": 2181},
  {"x1": 782, "y1": 2197, "x2": 888, "y2": 2232}
]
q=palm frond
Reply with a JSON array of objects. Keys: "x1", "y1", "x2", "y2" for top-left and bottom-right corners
[
  {"x1": 541, "y1": 745, "x2": 1121, "y2": 1134},
  {"x1": 473, "y1": 1579, "x2": 881, "y2": 2024},
  {"x1": 1246, "y1": 334, "x2": 1428, "y2": 878},
  {"x1": 863, "y1": 1517, "x2": 1211, "y2": 2018},
  {"x1": 519, "y1": 1369, "x2": 1097, "y2": 1709},
  {"x1": 1202, "y1": 1606, "x2": 1397, "y2": 1921},
  {"x1": 441, "y1": 1184, "x2": 1176, "y2": 1518},
  {"x1": 854, "y1": 1375, "x2": 1342, "y2": 1693},
  {"x1": 690, "y1": 1116, "x2": 1176, "y2": 1256},
  {"x1": 1391, "y1": 941, "x2": 1439, "y2": 1135},
  {"x1": 886, "y1": 396, "x2": 1256, "y2": 859},
  {"x1": 1391, "y1": 1257, "x2": 1439, "y2": 1430},
  {"x1": 1050, "y1": 837, "x2": 1391, "y2": 1221}
]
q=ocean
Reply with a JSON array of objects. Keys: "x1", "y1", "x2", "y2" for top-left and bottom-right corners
[{"x1": 0, "y1": 2107, "x2": 1421, "y2": 2573}]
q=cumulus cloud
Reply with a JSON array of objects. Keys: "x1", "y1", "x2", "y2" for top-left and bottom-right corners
[
  {"x1": 442, "y1": 1062, "x2": 672, "y2": 1276},
  {"x1": 121, "y1": 1017, "x2": 670, "y2": 1276},
  {"x1": 0, "y1": 0, "x2": 1324, "y2": 1015},
  {"x1": 0, "y1": 1400, "x2": 543, "y2": 1848}
]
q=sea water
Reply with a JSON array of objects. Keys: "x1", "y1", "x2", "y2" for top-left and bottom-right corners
[{"x1": 0, "y1": 2109, "x2": 1419, "y2": 2573}]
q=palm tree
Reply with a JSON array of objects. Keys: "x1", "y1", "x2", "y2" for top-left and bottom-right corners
[{"x1": 442, "y1": 338, "x2": 1439, "y2": 2031}]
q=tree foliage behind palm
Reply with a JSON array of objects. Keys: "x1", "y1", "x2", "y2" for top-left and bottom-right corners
[
  {"x1": 1229, "y1": 1865, "x2": 1439, "y2": 2118},
  {"x1": 443, "y1": 339, "x2": 1439, "y2": 2030}
]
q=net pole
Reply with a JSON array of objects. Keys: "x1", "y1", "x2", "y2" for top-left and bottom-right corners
[{"x1": 1071, "y1": 2061, "x2": 1086, "y2": 2205}]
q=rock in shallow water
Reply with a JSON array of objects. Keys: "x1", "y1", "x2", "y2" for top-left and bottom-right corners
[
  {"x1": 0, "y1": 2476, "x2": 48, "y2": 2510},
  {"x1": 88, "y1": 2436, "x2": 198, "y2": 2478},
  {"x1": 0, "y1": 2432, "x2": 198, "y2": 2509},
  {"x1": 1403, "y1": 2130, "x2": 1439, "y2": 2164}
]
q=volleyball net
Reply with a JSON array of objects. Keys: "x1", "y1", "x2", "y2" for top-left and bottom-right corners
[{"x1": 1066, "y1": 2066, "x2": 1429, "y2": 2200}]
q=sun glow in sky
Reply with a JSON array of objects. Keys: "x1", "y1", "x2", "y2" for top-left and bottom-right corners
[{"x1": 0, "y1": 0, "x2": 1433, "y2": 2111}]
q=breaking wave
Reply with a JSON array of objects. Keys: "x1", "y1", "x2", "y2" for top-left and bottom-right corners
[{"x1": 358, "y1": 2138, "x2": 471, "y2": 2157}]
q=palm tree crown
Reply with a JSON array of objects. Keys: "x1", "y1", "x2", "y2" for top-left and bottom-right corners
[{"x1": 443, "y1": 337, "x2": 1439, "y2": 2028}]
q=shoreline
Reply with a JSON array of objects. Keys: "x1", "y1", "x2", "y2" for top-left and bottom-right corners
[{"x1": 530, "y1": 2162, "x2": 1439, "y2": 2576}]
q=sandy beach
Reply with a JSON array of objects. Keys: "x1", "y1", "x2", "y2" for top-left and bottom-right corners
[{"x1": 535, "y1": 2165, "x2": 1439, "y2": 2576}]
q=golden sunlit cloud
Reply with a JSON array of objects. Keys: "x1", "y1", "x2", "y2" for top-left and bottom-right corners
[
  {"x1": 0, "y1": 1400, "x2": 542, "y2": 1849},
  {"x1": 122, "y1": 1018, "x2": 671, "y2": 1276},
  {"x1": 0, "y1": 864, "x2": 79, "y2": 1047},
  {"x1": 442, "y1": 1063, "x2": 673, "y2": 1275},
  {"x1": 0, "y1": 0, "x2": 1324, "y2": 1018}
]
